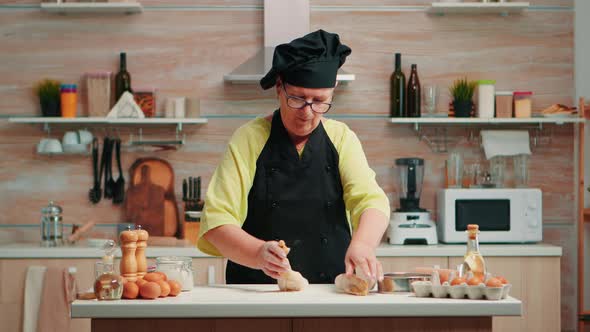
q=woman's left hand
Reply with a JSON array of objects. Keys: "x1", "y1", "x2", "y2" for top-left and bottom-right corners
[{"x1": 344, "y1": 241, "x2": 383, "y2": 283}]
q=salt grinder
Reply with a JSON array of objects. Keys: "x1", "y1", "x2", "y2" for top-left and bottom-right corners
[
  {"x1": 134, "y1": 225, "x2": 149, "y2": 279},
  {"x1": 119, "y1": 227, "x2": 138, "y2": 282}
]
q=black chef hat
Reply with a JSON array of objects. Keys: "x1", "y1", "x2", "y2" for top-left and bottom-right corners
[{"x1": 260, "y1": 29, "x2": 351, "y2": 90}]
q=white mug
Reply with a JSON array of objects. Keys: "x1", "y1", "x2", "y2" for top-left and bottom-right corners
[
  {"x1": 78, "y1": 129, "x2": 93, "y2": 145},
  {"x1": 63, "y1": 131, "x2": 80, "y2": 145}
]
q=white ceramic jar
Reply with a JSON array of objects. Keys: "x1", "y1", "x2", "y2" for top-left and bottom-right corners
[{"x1": 477, "y1": 80, "x2": 495, "y2": 118}]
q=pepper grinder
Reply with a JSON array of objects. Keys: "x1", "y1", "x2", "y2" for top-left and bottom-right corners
[
  {"x1": 134, "y1": 225, "x2": 149, "y2": 279},
  {"x1": 119, "y1": 227, "x2": 138, "y2": 282}
]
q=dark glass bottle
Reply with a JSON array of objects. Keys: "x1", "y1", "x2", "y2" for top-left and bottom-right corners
[
  {"x1": 114, "y1": 52, "x2": 132, "y2": 102},
  {"x1": 390, "y1": 53, "x2": 406, "y2": 117},
  {"x1": 407, "y1": 64, "x2": 421, "y2": 117}
]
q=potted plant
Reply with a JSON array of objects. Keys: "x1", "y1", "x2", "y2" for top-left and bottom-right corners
[
  {"x1": 449, "y1": 77, "x2": 476, "y2": 118},
  {"x1": 34, "y1": 79, "x2": 61, "y2": 117}
]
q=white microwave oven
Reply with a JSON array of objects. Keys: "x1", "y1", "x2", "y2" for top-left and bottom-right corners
[{"x1": 437, "y1": 188, "x2": 542, "y2": 243}]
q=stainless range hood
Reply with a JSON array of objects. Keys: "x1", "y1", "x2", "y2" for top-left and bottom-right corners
[{"x1": 223, "y1": 0, "x2": 355, "y2": 85}]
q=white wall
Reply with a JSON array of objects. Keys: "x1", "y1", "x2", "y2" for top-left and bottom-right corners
[{"x1": 578, "y1": 0, "x2": 590, "y2": 313}]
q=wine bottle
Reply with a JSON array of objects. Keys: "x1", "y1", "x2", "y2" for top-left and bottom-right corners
[
  {"x1": 407, "y1": 64, "x2": 421, "y2": 117},
  {"x1": 114, "y1": 52, "x2": 132, "y2": 102},
  {"x1": 390, "y1": 53, "x2": 406, "y2": 117}
]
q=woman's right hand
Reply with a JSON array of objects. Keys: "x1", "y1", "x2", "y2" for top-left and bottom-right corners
[{"x1": 255, "y1": 241, "x2": 291, "y2": 279}]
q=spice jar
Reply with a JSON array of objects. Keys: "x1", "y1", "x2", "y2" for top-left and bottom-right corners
[
  {"x1": 60, "y1": 84, "x2": 78, "y2": 118},
  {"x1": 477, "y1": 80, "x2": 495, "y2": 118},
  {"x1": 513, "y1": 91, "x2": 533, "y2": 118},
  {"x1": 156, "y1": 256, "x2": 194, "y2": 291},
  {"x1": 495, "y1": 91, "x2": 513, "y2": 118}
]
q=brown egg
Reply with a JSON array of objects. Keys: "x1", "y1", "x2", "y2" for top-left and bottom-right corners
[
  {"x1": 144, "y1": 272, "x2": 164, "y2": 282},
  {"x1": 496, "y1": 276, "x2": 509, "y2": 284},
  {"x1": 139, "y1": 282, "x2": 161, "y2": 299},
  {"x1": 485, "y1": 278, "x2": 503, "y2": 288},
  {"x1": 136, "y1": 278, "x2": 148, "y2": 287},
  {"x1": 154, "y1": 271, "x2": 168, "y2": 281},
  {"x1": 450, "y1": 277, "x2": 466, "y2": 286},
  {"x1": 467, "y1": 277, "x2": 483, "y2": 286},
  {"x1": 157, "y1": 280, "x2": 171, "y2": 297},
  {"x1": 122, "y1": 282, "x2": 139, "y2": 299},
  {"x1": 168, "y1": 280, "x2": 182, "y2": 297}
]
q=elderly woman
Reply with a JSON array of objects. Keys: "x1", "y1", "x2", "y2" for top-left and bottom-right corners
[{"x1": 198, "y1": 30, "x2": 390, "y2": 285}]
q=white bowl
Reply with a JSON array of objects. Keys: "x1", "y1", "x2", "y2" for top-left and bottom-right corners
[{"x1": 40, "y1": 138, "x2": 63, "y2": 153}]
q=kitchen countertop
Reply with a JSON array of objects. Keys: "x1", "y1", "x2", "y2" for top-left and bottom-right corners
[
  {"x1": 71, "y1": 284, "x2": 522, "y2": 318},
  {"x1": 0, "y1": 242, "x2": 562, "y2": 259}
]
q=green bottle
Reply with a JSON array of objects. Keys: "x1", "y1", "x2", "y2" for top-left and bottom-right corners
[{"x1": 390, "y1": 53, "x2": 406, "y2": 117}]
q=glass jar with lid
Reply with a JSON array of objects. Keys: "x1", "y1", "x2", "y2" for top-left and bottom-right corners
[
  {"x1": 156, "y1": 256, "x2": 194, "y2": 291},
  {"x1": 41, "y1": 201, "x2": 63, "y2": 247}
]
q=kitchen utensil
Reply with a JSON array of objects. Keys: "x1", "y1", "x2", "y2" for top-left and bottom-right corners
[
  {"x1": 196, "y1": 176, "x2": 203, "y2": 210},
  {"x1": 113, "y1": 138, "x2": 125, "y2": 204},
  {"x1": 182, "y1": 179, "x2": 188, "y2": 202},
  {"x1": 192, "y1": 177, "x2": 198, "y2": 209},
  {"x1": 89, "y1": 138, "x2": 101, "y2": 204},
  {"x1": 67, "y1": 220, "x2": 96, "y2": 244},
  {"x1": 188, "y1": 176, "x2": 193, "y2": 209},
  {"x1": 102, "y1": 137, "x2": 113, "y2": 199},
  {"x1": 41, "y1": 201, "x2": 63, "y2": 247}
]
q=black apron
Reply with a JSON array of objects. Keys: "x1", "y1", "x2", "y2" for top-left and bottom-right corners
[{"x1": 226, "y1": 110, "x2": 351, "y2": 284}]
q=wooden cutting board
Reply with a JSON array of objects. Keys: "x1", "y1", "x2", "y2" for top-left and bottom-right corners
[{"x1": 125, "y1": 158, "x2": 181, "y2": 238}]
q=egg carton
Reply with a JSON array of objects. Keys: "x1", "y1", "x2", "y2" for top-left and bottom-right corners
[{"x1": 411, "y1": 281, "x2": 512, "y2": 301}]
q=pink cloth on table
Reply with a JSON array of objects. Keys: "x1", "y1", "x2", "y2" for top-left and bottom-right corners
[{"x1": 37, "y1": 267, "x2": 77, "y2": 332}]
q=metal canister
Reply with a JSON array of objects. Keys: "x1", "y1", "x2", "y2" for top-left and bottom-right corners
[{"x1": 41, "y1": 201, "x2": 63, "y2": 247}]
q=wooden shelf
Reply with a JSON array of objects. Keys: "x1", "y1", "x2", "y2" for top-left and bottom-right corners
[
  {"x1": 389, "y1": 116, "x2": 584, "y2": 125},
  {"x1": 428, "y1": 2, "x2": 530, "y2": 15},
  {"x1": 40, "y1": 2, "x2": 143, "y2": 15}
]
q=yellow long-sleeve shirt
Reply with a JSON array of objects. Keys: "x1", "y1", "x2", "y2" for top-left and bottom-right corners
[{"x1": 197, "y1": 116, "x2": 390, "y2": 256}]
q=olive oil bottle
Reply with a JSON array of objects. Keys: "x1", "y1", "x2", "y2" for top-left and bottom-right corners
[{"x1": 460, "y1": 224, "x2": 486, "y2": 279}]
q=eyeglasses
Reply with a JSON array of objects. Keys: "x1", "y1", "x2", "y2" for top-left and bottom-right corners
[{"x1": 281, "y1": 84, "x2": 333, "y2": 114}]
